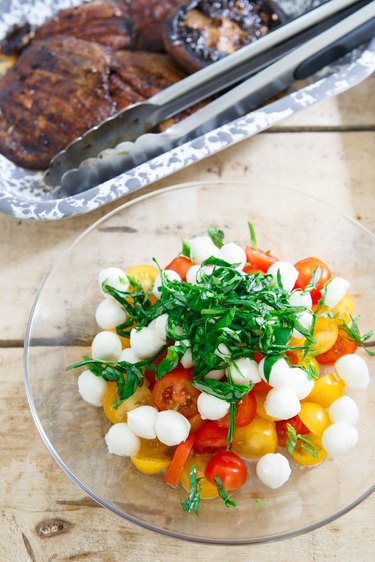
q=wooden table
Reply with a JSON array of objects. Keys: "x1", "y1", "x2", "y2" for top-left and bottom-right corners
[{"x1": 1, "y1": 75, "x2": 374, "y2": 562}]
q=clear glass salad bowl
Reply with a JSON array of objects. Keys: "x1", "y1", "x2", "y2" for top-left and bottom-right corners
[{"x1": 24, "y1": 181, "x2": 375, "y2": 544}]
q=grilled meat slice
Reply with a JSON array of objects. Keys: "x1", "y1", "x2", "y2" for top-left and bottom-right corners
[{"x1": 0, "y1": 36, "x2": 116, "y2": 169}]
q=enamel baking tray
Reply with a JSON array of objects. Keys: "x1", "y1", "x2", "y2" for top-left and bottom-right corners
[{"x1": 0, "y1": 0, "x2": 374, "y2": 220}]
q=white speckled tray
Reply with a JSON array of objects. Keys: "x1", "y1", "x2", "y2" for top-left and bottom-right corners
[{"x1": 0, "y1": 0, "x2": 374, "y2": 220}]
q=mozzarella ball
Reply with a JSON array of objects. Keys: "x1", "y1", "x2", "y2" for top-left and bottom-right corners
[
  {"x1": 292, "y1": 311, "x2": 313, "y2": 339},
  {"x1": 259, "y1": 357, "x2": 290, "y2": 389},
  {"x1": 127, "y1": 405, "x2": 158, "y2": 439},
  {"x1": 218, "y1": 243, "x2": 246, "y2": 271},
  {"x1": 322, "y1": 422, "x2": 358, "y2": 458},
  {"x1": 267, "y1": 261, "x2": 299, "y2": 292},
  {"x1": 130, "y1": 327, "x2": 165, "y2": 359},
  {"x1": 204, "y1": 369, "x2": 225, "y2": 380},
  {"x1": 178, "y1": 341, "x2": 195, "y2": 369},
  {"x1": 289, "y1": 290, "x2": 312, "y2": 309},
  {"x1": 186, "y1": 264, "x2": 201, "y2": 285},
  {"x1": 256, "y1": 453, "x2": 291, "y2": 489},
  {"x1": 78, "y1": 370, "x2": 108, "y2": 407},
  {"x1": 265, "y1": 387, "x2": 301, "y2": 420},
  {"x1": 328, "y1": 396, "x2": 359, "y2": 426},
  {"x1": 154, "y1": 313, "x2": 169, "y2": 342},
  {"x1": 152, "y1": 270, "x2": 181, "y2": 298},
  {"x1": 188, "y1": 236, "x2": 219, "y2": 264},
  {"x1": 104, "y1": 423, "x2": 141, "y2": 456},
  {"x1": 118, "y1": 347, "x2": 142, "y2": 364},
  {"x1": 98, "y1": 267, "x2": 129, "y2": 296},
  {"x1": 197, "y1": 392, "x2": 230, "y2": 420},
  {"x1": 215, "y1": 343, "x2": 231, "y2": 360},
  {"x1": 91, "y1": 331, "x2": 122, "y2": 361},
  {"x1": 287, "y1": 367, "x2": 315, "y2": 400},
  {"x1": 229, "y1": 357, "x2": 261, "y2": 385},
  {"x1": 322, "y1": 277, "x2": 350, "y2": 308},
  {"x1": 334, "y1": 354, "x2": 370, "y2": 389},
  {"x1": 95, "y1": 299, "x2": 127, "y2": 330},
  {"x1": 155, "y1": 410, "x2": 191, "y2": 446}
]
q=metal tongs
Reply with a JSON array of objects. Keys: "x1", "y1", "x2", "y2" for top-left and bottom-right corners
[{"x1": 45, "y1": 0, "x2": 375, "y2": 195}]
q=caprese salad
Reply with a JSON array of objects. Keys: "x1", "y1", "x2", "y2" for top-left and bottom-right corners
[{"x1": 68, "y1": 224, "x2": 372, "y2": 513}]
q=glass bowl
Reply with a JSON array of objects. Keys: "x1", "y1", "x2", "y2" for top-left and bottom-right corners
[{"x1": 24, "y1": 181, "x2": 375, "y2": 544}]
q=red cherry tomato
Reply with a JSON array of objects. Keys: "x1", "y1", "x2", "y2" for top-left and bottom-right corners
[
  {"x1": 205, "y1": 451, "x2": 247, "y2": 490},
  {"x1": 275, "y1": 415, "x2": 309, "y2": 447},
  {"x1": 294, "y1": 257, "x2": 331, "y2": 304},
  {"x1": 193, "y1": 421, "x2": 228, "y2": 455},
  {"x1": 152, "y1": 370, "x2": 199, "y2": 418},
  {"x1": 253, "y1": 351, "x2": 264, "y2": 364},
  {"x1": 253, "y1": 380, "x2": 272, "y2": 393},
  {"x1": 215, "y1": 392, "x2": 257, "y2": 428},
  {"x1": 165, "y1": 256, "x2": 193, "y2": 281},
  {"x1": 144, "y1": 348, "x2": 168, "y2": 389},
  {"x1": 243, "y1": 246, "x2": 278, "y2": 273},
  {"x1": 315, "y1": 329, "x2": 358, "y2": 365}
]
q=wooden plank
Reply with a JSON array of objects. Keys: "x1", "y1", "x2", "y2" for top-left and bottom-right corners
[{"x1": 0, "y1": 348, "x2": 374, "y2": 562}]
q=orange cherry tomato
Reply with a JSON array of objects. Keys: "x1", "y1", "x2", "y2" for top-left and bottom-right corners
[
  {"x1": 152, "y1": 369, "x2": 199, "y2": 418},
  {"x1": 299, "y1": 402, "x2": 330, "y2": 437},
  {"x1": 215, "y1": 392, "x2": 257, "y2": 428},
  {"x1": 294, "y1": 257, "x2": 331, "y2": 304},
  {"x1": 316, "y1": 329, "x2": 358, "y2": 364},
  {"x1": 164, "y1": 434, "x2": 195, "y2": 488},
  {"x1": 243, "y1": 246, "x2": 278, "y2": 273},
  {"x1": 255, "y1": 391, "x2": 278, "y2": 421},
  {"x1": 275, "y1": 415, "x2": 309, "y2": 447},
  {"x1": 165, "y1": 256, "x2": 193, "y2": 281},
  {"x1": 306, "y1": 373, "x2": 345, "y2": 408},
  {"x1": 205, "y1": 451, "x2": 247, "y2": 491},
  {"x1": 312, "y1": 312, "x2": 338, "y2": 354}
]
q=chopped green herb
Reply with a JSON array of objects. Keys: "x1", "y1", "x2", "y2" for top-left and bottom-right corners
[
  {"x1": 208, "y1": 226, "x2": 225, "y2": 249},
  {"x1": 286, "y1": 424, "x2": 318, "y2": 458},
  {"x1": 180, "y1": 465, "x2": 202, "y2": 515},
  {"x1": 181, "y1": 239, "x2": 191, "y2": 259},
  {"x1": 340, "y1": 314, "x2": 375, "y2": 356},
  {"x1": 256, "y1": 498, "x2": 263, "y2": 509},
  {"x1": 248, "y1": 222, "x2": 257, "y2": 249},
  {"x1": 214, "y1": 476, "x2": 237, "y2": 508},
  {"x1": 303, "y1": 266, "x2": 322, "y2": 293}
]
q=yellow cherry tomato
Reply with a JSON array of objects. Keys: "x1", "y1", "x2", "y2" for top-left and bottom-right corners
[
  {"x1": 307, "y1": 373, "x2": 345, "y2": 408},
  {"x1": 255, "y1": 392, "x2": 278, "y2": 422},
  {"x1": 126, "y1": 264, "x2": 159, "y2": 304},
  {"x1": 232, "y1": 416, "x2": 277, "y2": 459},
  {"x1": 102, "y1": 382, "x2": 152, "y2": 424},
  {"x1": 292, "y1": 434, "x2": 327, "y2": 466},
  {"x1": 131, "y1": 440, "x2": 171, "y2": 474},
  {"x1": 138, "y1": 438, "x2": 170, "y2": 457},
  {"x1": 109, "y1": 327, "x2": 130, "y2": 349},
  {"x1": 332, "y1": 293, "x2": 354, "y2": 325},
  {"x1": 299, "y1": 402, "x2": 330, "y2": 437},
  {"x1": 312, "y1": 312, "x2": 338, "y2": 354},
  {"x1": 181, "y1": 456, "x2": 219, "y2": 499}
]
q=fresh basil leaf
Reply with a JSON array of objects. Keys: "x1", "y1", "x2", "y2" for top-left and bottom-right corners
[{"x1": 208, "y1": 227, "x2": 225, "y2": 249}]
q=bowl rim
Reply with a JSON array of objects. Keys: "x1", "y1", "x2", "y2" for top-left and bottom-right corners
[{"x1": 23, "y1": 180, "x2": 375, "y2": 545}]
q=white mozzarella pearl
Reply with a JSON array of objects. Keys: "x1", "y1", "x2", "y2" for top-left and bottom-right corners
[
  {"x1": 322, "y1": 422, "x2": 358, "y2": 458},
  {"x1": 118, "y1": 347, "x2": 142, "y2": 364},
  {"x1": 130, "y1": 327, "x2": 165, "y2": 359},
  {"x1": 179, "y1": 340, "x2": 195, "y2": 369},
  {"x1": 91, "y1": 331, "x2": 122, "y2": 361},
  {"x1": 292, "y1": 311, "x2": 313, "y2": 338},
  {"x1": 265, "y1": 387, "x2": 301, "y2": 420},
  {"x1": 334, "y1": 354, "x2": 370, "y2": 389},
  {"x1": 267, "y1": 261, "x2": 299, "y2": 292},
  {"x1": 154, "y1": 313, "x2": 169, "y2": 342},
  {"x1": 256, "y1": 453, "x2": 291, "y2": 489},
  {"x1": 197, "y1": 392, "x2": 230, "y2": 420},
  {"x1": 289, "y1": 290, "x2": 312, "y2": 309},
  {"x1": 204, "y1": 369, "x2": 225, "y2": 380},
  {"x1": 322, "y1": 277, "x2": 350, "y2": 308},
  {"x1": 104, "y1": 423, "x2": 141, "y2": 456},
  {"x1": 218, "y1": 243, "x2": 246, "y2": 271},
  {"x1": 229, "y1": 357, "x2": 261, "y2": 385},
  {"x1": 287, "y1": 367, "x2": 315, "y2": 400},
  {"x1": 127, "y1": 405, "x2": 158, "y2": 439},
  {"x1": 328, "y1": 396, "x2": 359, "y2": 426},
  {"x1": 259, "y1": 357, "x2": 290, "y2": 388},
  {"x1": 98, "y1": 267, "x2": 129, "y2": 296},
  {"x1": 152, "y1": 270, "x2": 181, "y2": 298},
  {"x1": 188, "y1": 236, "x2": 219, "y2": 264},
  {"x1": 215, "y1": 343, "x2": 231, "y2": 359},
  {"x1": 95, "y1": 299, "x2": 127, "y2": 330},
  {"x1": 155, "y1": 410, "x2": 191, "y2": 446},
  {"x1": 186, "y1": 264, "x2": 201, "y2": 285},
  {"x1": 77, "y1": 370, "x2": 108, "y2": 407}
]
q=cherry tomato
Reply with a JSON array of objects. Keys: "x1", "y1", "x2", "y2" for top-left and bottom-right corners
[
  {"x1": 165, "y1": 256, "x2": 193, "y2": 281},
  {"x1": 188, "y1": 412, "x2": 205, "y2": 434},
  {"x1": 275, "y1": 415, "x2": 309, "y2": 447},
  {"x1": 193, "y1": 421, "x2": 228, "y2": 455},
  {"x1": 316, "y1": 329, "x2": 358, "y2": 365},
  {"x1": 299, "y1": 402, "x2": 330, "y2": 437},
  {"x1": 294, "y1": 257, "x2": 331, "y2": 303},
  {"x1": 332, "y1": 293, "x2": 354, "y2": 325},
  {"x1": 255, "y1": 391, "x2": 278, "y2": 421},
  {"x1": 152, "y1": 370, "x2": 199, "y2": 418},
  {"x1": 143, "y1": 347, "x2": 168, "y2": 389},
  {"x1": 126, "y1": 264, "x2": 159, "y2": 293},
  {"x1": 306, "y1": 373, "x2": 345, "y2": 407},
  {"x1": 205, "y1": 451, "x2": 247, "y2": 490},
  {"x1": 181, "y1": 456, "x2": 219, "y2": 499},
  {"x1": 243, "y1": 246, "x2": 278, "y2": 273},
  {"x1": 253, "y1": 379, "x2": 272, "y2": 393},
  {"x1": 102, "y1": 382, "x2": 152, "y2": 424},
  {"x1": 253, "y1": 351, "x2": 264, "y2": 364},
  {"x1": 215, "y1": 392, "x2": 257, "y2": 428},
  {"x1": 312, "y1": 311, "x2": 339, "y2": 354},
  {"x1": 164, "y1": 434, "x2": 195, "y2": 487},
  {"x1": 232, "y1": 416, "x2": 277, "y2": 458},
  {"x1": 292, "y1": 434, "x2": 327, "y2": 466}
]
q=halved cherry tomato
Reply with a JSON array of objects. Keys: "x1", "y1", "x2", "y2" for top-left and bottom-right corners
[
  {"x1": 310, "y1": 309, "x2": 339, "y2": 354},
  {"x1": 102, "y1": 383, "x2": 152, "y2": 424},
  {"x1": 193, "y1": 421, "x2": 228, "y2": 455},
  {"x1": 275, "y1": 415, "x2": 309, "y2": 447},
  {"x1": 215, "y1": 392, "x2": 257, "y2": 428},
  {"x1": 165, "y1": 256, "x2": 193, "y2": 281},
  {"x1": 232, "y1": 416, "x2": 277, "y2": 458},
  {"x1": 152, "y1": 370, "x2": 199, "y2": 418},
  {"x1": 332, "y1": 294, "x2": 354, "y2": 325},
  {"x1": 315, "y1": 329, "x2": 358, "y2": 365},
  {"x1": 253, "y1": 351, "x2": 264, "y2": 364},
  {"x1": 243, "y1": 246, "x2": 278, "y2": 273},
  {"x1": 306, "y1": 373, "x2": 345, "y2": 407},
  {"x1": 181, "y1": 456, "x2": 219, "y2": 499},
  {"x1": 188, "y1": 412, "x2": 205, "y2": 434},
  {"x1": 164, "y1": 434, "x2": 195, "y2": 488},
  {"x1": 292, "y1": 434, "x2": 327, "y2": 466},
  {"x1": 253, "y1": 380, "x2": 272, "y2": 393},
  {"x1": 294, "y1": 257, "x2": 331, "y2": 304},
  {"x1": 126, "y1": 264, "x2": 159, "y2": 293},
  {"x1": 299, "y1": 402, "x2": 330, "y2": 437},
  {"x1": 205, "y1": 451, "x2": 247, "y2": 490}
]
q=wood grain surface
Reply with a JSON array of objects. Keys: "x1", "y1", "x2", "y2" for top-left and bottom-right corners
[{"x1": 0, "y1": 76, "x2": 374, "y2": 562}]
